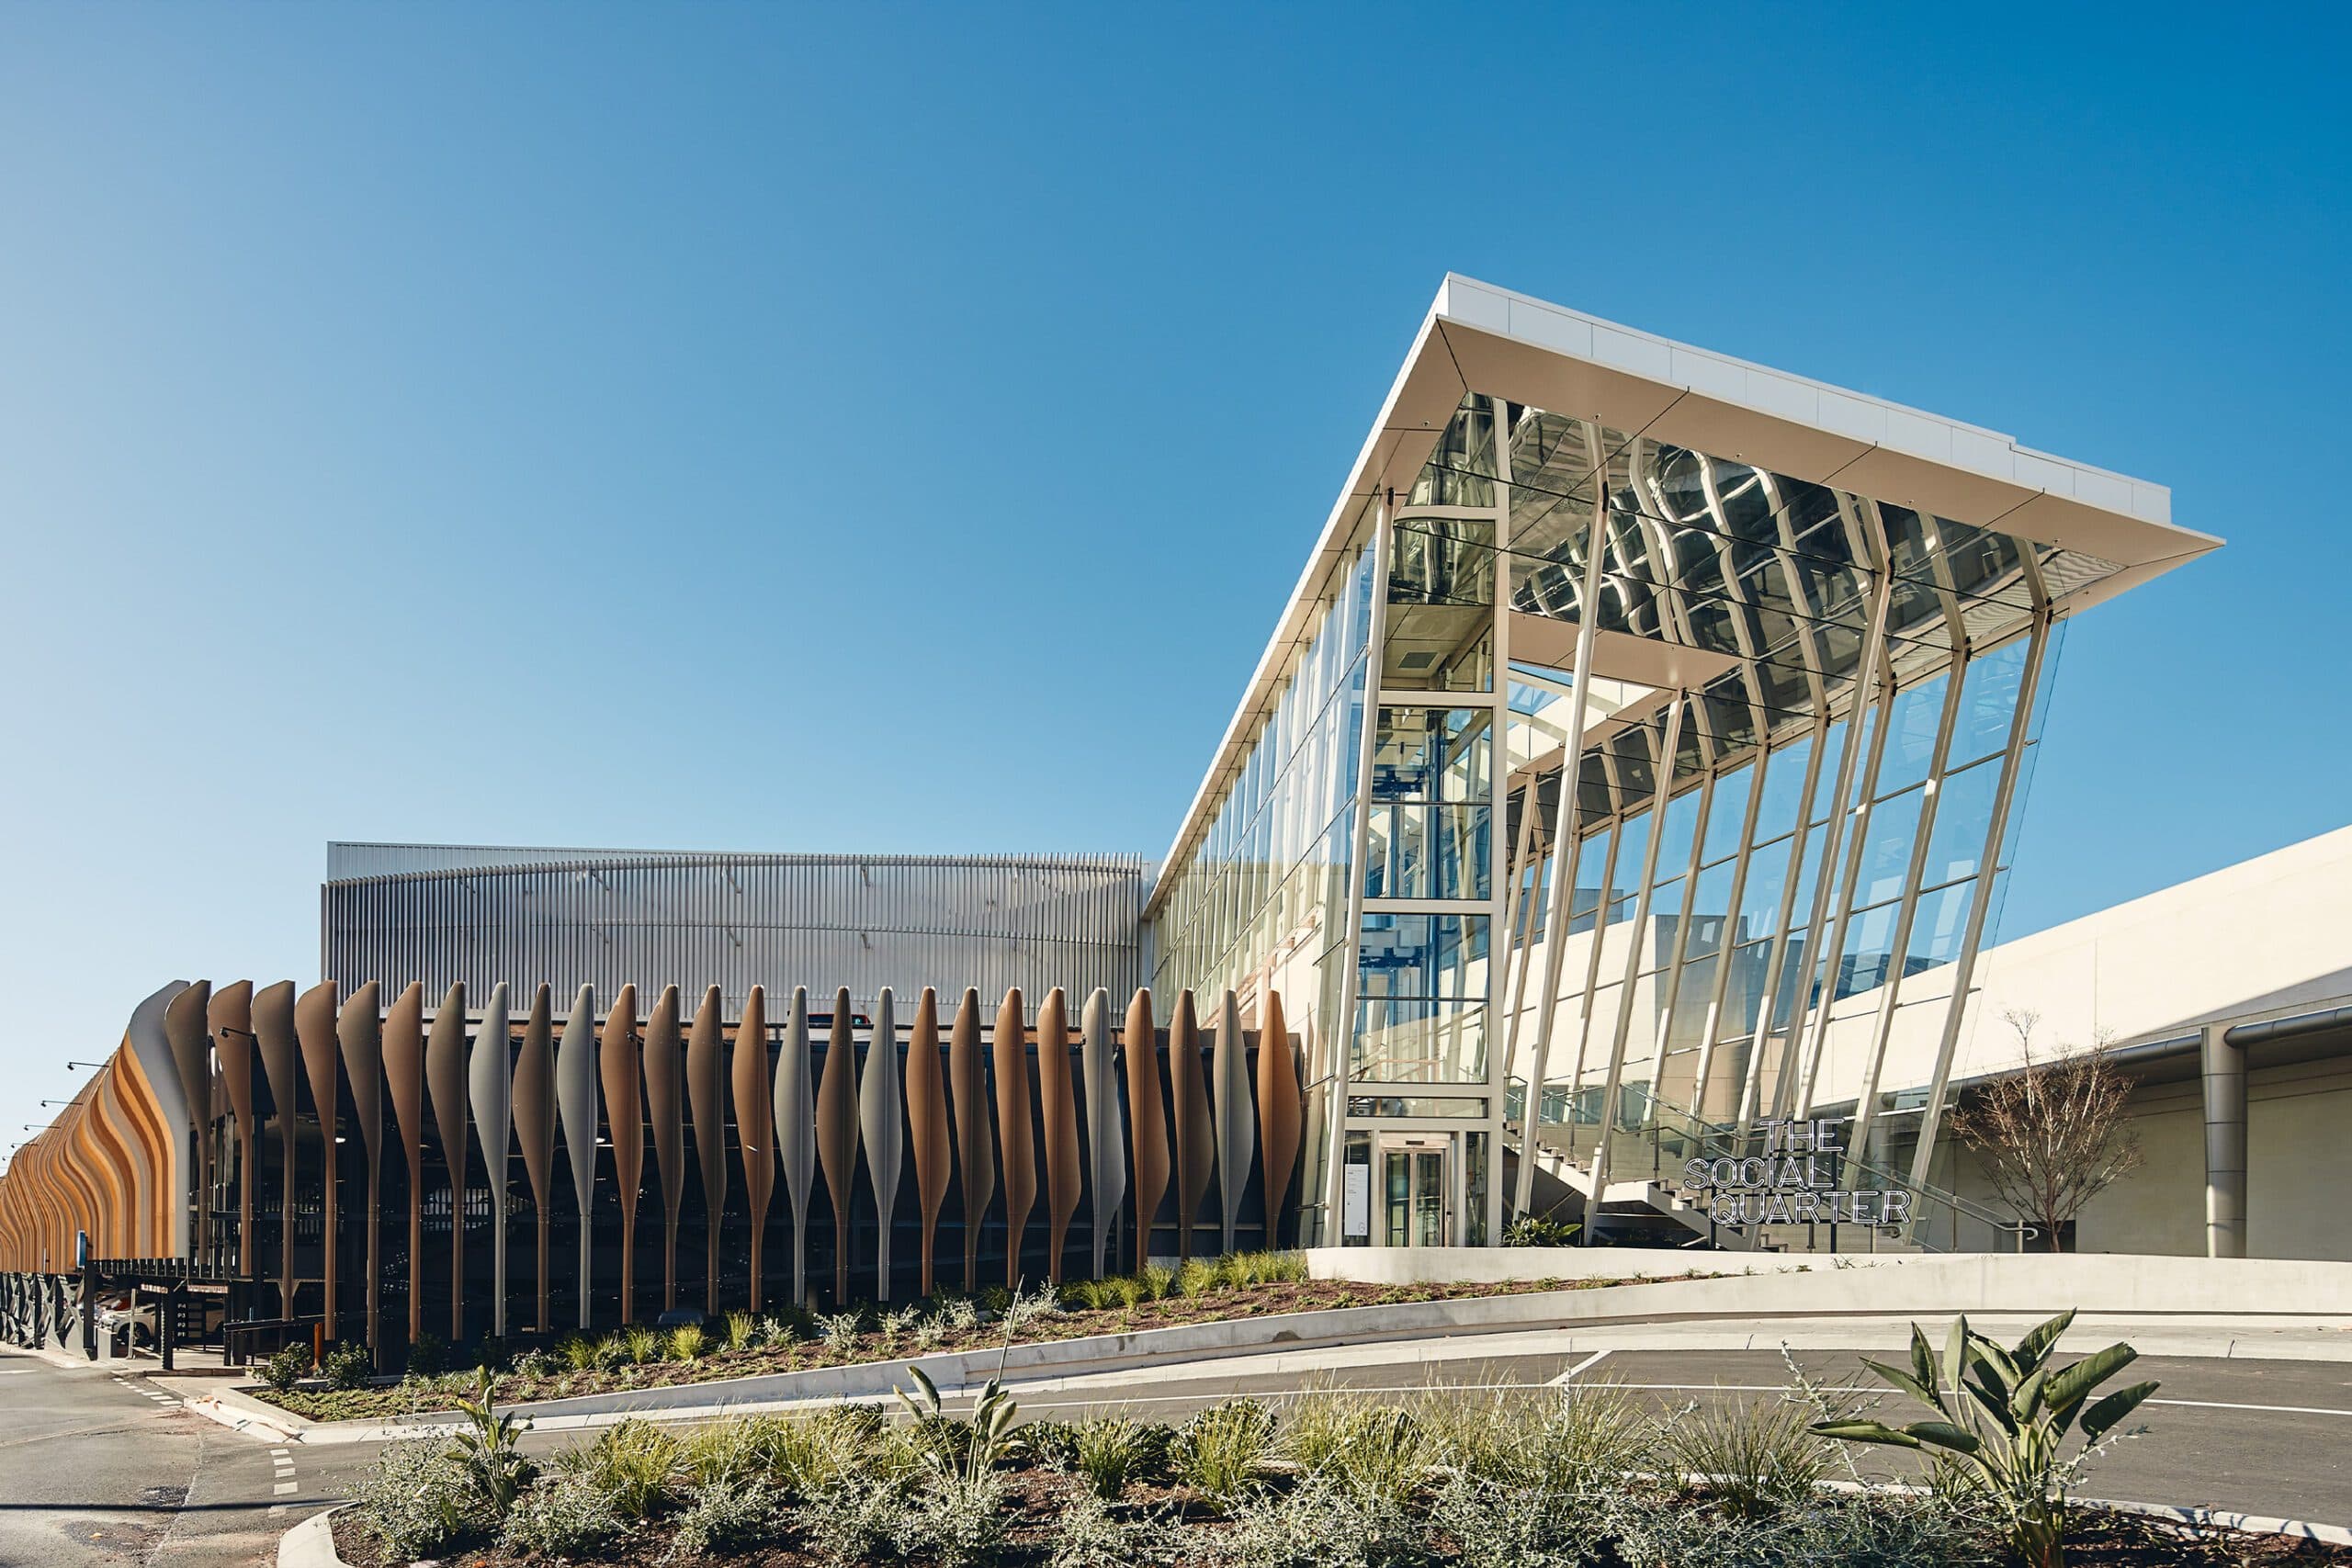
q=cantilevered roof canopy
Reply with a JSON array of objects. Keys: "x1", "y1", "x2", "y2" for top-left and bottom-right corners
[{"x1": 1146, "y1": 275, "x2": 2216, "y2": 917}]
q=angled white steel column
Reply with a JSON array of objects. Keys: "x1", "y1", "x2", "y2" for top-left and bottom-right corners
[
  {"x1": 1483, "y1": 426, "x2": 1515, "y2": 1243},
  {"x1": 1577, "y1": 693, "x2": 1687, "y2": 1241},
  {"x1": 1846, "y1": 634, "x2": 1970, "y2": 1164},
  {"x1": 1495, "y1": 778, "x2": 1543, "y2": 1085},
  {"x1": 1904, "y1": 602, "x2": 2052, "y2": 1195},
  {"x1": 1318, "y1": 501, "x2": 1393, "y2": 1244},
  {"x1": 1509, "y1": 479, "x2": 1614, "y2": 1218},
  {"x1": 1645, "y1": 767, "x2": 1717, "y2": 1119},
  {"x1": 1793, "y1": 643, "x2": 1898, "y2": 1120},
  {"x1": 1689, "y1": 748, "x2": 1769, "y2": 1122},
  {"x1": 1733, "y1": 723, "x2": 1831, "y2": 1132}
]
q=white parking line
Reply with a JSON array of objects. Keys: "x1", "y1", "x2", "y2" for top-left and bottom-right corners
[
  {"x1": 1553, "y1": 1381, "x2": 2352, "y2": 1418},
  {"x1": 273, "y1": 1482, "x2": 297, "y2": 1496},
  {"x1": 1550, "y1": 1349, "x2": 1613, "y2": 1386}
]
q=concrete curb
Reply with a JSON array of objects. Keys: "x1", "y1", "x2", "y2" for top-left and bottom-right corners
[
  {"x1": 2095, "y1": 1499, "x2": 2352, "y2": 1549},
  {"x1": 276, "y1": 1505, "x2": 344, "y2": 1568}
]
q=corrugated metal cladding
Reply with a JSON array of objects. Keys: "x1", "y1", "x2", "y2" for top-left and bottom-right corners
[{"x1": 321, "y1": 847, "x2": 1149, "y2": 1018}]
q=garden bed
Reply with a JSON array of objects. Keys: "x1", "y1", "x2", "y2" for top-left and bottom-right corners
[
  {"x1": 324, "y1": 1318, "x2": 2352, "y2": 1568},
  {"x1": 254, "y1": 1255, "x2": 1682, "y2": 1424}
]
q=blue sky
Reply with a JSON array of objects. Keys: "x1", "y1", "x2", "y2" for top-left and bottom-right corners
[{"x1": 3, "y1": 4, "x2": 2346, "y2": 1150}]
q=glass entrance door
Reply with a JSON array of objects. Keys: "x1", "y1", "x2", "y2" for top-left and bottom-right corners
[{"x1": 1380, "y1": 1135, "x2": 1453, "y2": 1247}]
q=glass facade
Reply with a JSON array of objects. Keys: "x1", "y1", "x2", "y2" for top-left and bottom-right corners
[{"x1": 1148, "y1": 374, "x2": 2120, "y2": 1247}]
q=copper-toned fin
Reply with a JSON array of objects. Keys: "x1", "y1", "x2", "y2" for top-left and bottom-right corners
[
  {"x1": 993, "y1": 988, "x2": 1034, "y2": 1289},
  {"x1": 1256, "y1": 991, "x2": 1300, "y2": 1250},
  {"x1": 513, "y1": 985, "x2": 555, "y2": 1332},
  {"x1": 424, "y1": 984, "x2": 469, "y2": 1342},
  {"x1": 383, "y1": 983, "x2": 427, "y2": 1340},
  {"x1": 1213, "y1": 988, "x2": 1255, "y2": 1258},
  {"x1": 555, "y1": 986, "x2": 599, "y2": 1329},
  {"x1": 292, "y1": 982, "x2": 340, "y2": 1334},
  {"x1": 948, "y1": 987, "x2": 993, "y2": 1293},
  {"x1": 903, "y1": 987, "x2": 948, "y2": 1295},
  {"x1": 685, "y1": 987, "x2": 727, "y2": 1314},
  {"x1": 643, "y1": 986, "x2": 684, "y2": 1312},
  {"x1": 1121, "y1": 989, "x2": 1166, "y2": 1272},
  {"x1": 469, "y1": 984, "x2": 513, "y2": 1338},
  {"x1": 337, "y1": 983, "x2": 385, "y2": 1359},
  {"x1": 164, "y1": 981, "x2": 213, "y2": 1258},
  {"x1": 210, "y1": 981, "x2": 256, "y2": 1276},
  {"x1": 773, "y1": 987, "x2": 815, "y2": 1307},
  {"x1": 126, "y1": 982, "x2": 194, "y2": 1259},
  {"x1": 599, "y1": 984, "x2": 642, "y2": 1324},
  {"x1": 732, "y1": 987, "x2": 773, "y2": 1310},
  {"x1": 1080, "y1": 988, "x2": 1125, "y2": 1280},
  {"x1": 860, "y1": 988, "x2": 903, "y2": 1302},
  {"x1": 1169, "y1": 989, "x2": 1213, "y2": 1263},
  {"x1": 815, "y1": 988, "x2": 860, "y2": 1306},
  {"x1": 252, "y1": 982, "x2": 300, "y2": 1312},
  {"x1": 1035, "y1": 987, "x2": 1080, "y2": 1284}
]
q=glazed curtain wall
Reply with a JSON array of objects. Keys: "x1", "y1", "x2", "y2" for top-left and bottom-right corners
[{"x1": 2, "y1": 978, "x2": 1306, "y2": 1361}]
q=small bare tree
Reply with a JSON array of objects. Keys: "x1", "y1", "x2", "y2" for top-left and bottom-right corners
[{"x1": 1949, "y1": 1010, "x2": 2143, "y2": 1251}]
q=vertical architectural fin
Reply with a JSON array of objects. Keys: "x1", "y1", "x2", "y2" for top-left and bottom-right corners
[
  {"x1": 684, "y1": 986, "x2": 727, "y2": 1314},
  {"x1": 1212, "y1": 988, "x2": 1254, "y2": 1258},
  {"x1": 469, "y1": 983, "x2": 514, "y2": 1339},
  {"x1": 1121, "y1": 988, "x2": 1167, "y2": 1272},
  {"x1": 904, "y1": 987, "x2": 949, "y2": 1295},
  {"x1": 555, "y1": 986, "x2": 600, "y2": 1329},
  {"x1": 860, "y1": 988, "x2": 904, "y2": 1302},
  {"x1": 251, "y1": 982, "x2": 300, "y2": 1313},
  {"x1": 643, "y1": 985, "x2": 684, "y2": 1312},
  {"x1": 384, "y1": 983, "x2": 427, "y2": 1339},
  {"x1": 512, "y1": 984, "x2": 556, "y2": 1333},
  {"x1": 815, "y1": 987, "x2": 861, "y2": 1306},
  {"x1": 1080, "y1": 987, "x2": 1125, "y2": 1280},
  {"x1": 1169, "y1": 988, "x2": 1213, "y2": 1262},
  {"x1": 209, "y1": 981, "x2": 257, "y2": 1277},
  {"x1": 424, "y1": 983, "x2": 469, "y2": 1342},
  {"x1": 598, "y1": 984, "x2": 643, "y2": 1324},
  {"x1": 1035, "y1": 987, "x2": 1080, "y2": 1284},
  {"x1": 731, "y1": 987, "x2": 774, "y2": 1310},
  {"x1": 993, "y1": 987, "x2": 1035, "y2": 1289},
  {"x1": 773, "y1": 987, "x2": 815, "y2": 1307},
  {"x1": 1256, "y1": 990, "x2": 1300, "y2": 1249},
  {"x1": 948, "y1": 987, "x2": 994, "y2": 1293},
  {"x1": 292, "y1": 982, "x2": 340, "y2": 1335},
  {"x1": 337, "y1": 982, "x2": 387, "y2": 1359},
  {"x1": 163, "y1": 982, "x2": 213, "y2": 1258}
]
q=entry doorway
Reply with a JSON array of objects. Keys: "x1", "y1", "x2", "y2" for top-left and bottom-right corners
[{"x1": 1379, "y1": 1133, "x2": 1458, "y2": 1247}]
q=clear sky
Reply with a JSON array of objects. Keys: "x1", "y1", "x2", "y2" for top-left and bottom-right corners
[{"x1": 3, "y1": 4, "x2": 2346, "y2": 1156}]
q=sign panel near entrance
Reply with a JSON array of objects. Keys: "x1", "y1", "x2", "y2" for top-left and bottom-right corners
[
  {"x1": 1342, "y1": 1163, "x2": 1371, "y2": 1238},
  {"x1": 1679, "y1": 1118, "x2": 1914, "y2": 1229}
]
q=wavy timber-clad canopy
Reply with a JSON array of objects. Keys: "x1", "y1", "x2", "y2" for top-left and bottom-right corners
[{"x1": 3, "y1": 980, "x2": 1305, "y2": 1352}]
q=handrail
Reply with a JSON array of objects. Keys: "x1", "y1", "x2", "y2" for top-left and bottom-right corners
[{"x1": 1505, "y1": 1077, "x2": 2038, "y2": 1252}]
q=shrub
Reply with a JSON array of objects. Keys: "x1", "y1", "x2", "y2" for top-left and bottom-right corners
[
  {"x1": 670, "y1": 1476, "x2": 787, "y2": 1559},
  {"x1": 1793, "y1": 1492, "x2": 2000, "y2": 1568},
  {"x1": 1063, "y1": 1278, "x2": 1109, "y2": 1311},
  {"x1": 880, "y1": 1303, "x2": 922, "y2": 1349},
  {"x1": 893, "y1": 1466, "x2": 1009, "y2": 1568},
  {"x1": 353, "y1": 1438, "x2": 485, "y2": 1562},
  {"x1": 1175, "y1": 1398, "x2": 1276, "y2": 1502},
  {"x1": 1071, "y1": 1416, "x2": 1151, "y2": 1500},
  {"x1": 1022, "y1": 1418, "x2": 1082, "y2": 1471},
  {"x1": 1502, "y1": 1214, "x2": 1581, "y2": 1247},
  {"x1": 1048, "y1": 1489, "x2": 1178, "y2": 1568},
  {"x1": 938, "y1": 1294, "x2": 980, "y2": 1332},
  {"x1": 1423, "y1": 1472, "x2": 1611, "y2": 1568},
  {"x1": 499, "y1": 1469, "x2": 626, "y2": 1559},
  {"x1": 1137, "y1": 1264, "x2": 1176, "y2": 1303},
  {"x1": 1657, "y1": 1395, "x2": 1825, "y2": 1518},
  {"x1": 1174, "y1": 1258, "x2": 1221, "y2": 1298},
  {"x1": 1221, "y1": 1473, "x2": 1417, "y2": 1568},
  {"x1": 914, "y1": 1318, "x2": 948, "y2": 1351},
  {"x1": 558, "y1": 1332, "x2": 603, "y2": 1371},
  {"x1": 720, "y1": 1310, "x2": 760, "y2": 1352},
  {"x1": 258, "y1": 1342, "x2": 310, "y2": 1393},
  {"x1": 1813, "y1": 1312, "x2": 2159, "y2": 1568},
  {"x1": 1107, "y1": 1274, "x2": 1146, "y2": 1309},
  {"x1": 802, "y1": 1475, "x2": 910, "y2": 1568},
  {"x1": 1002, "y1": 1282, "x2": 1064, "y2": 1333},
  {"x1": 819, "y1": 1310, "x2": 865, "y2": 1355},
  {"x1": 668, "y1": 1323, "x2": 708, "y2": 1361},
  {"x1": 561, "y1": 1417, "x2": 681, "y2": 1519},
  {"x1": 404, "y1": 1331, "x2": 449, "y2": 1377},
  {"x1": 321, "y1": 1342, "x2": 373, "y2": 1391},
  {"x1": 450, "y1": 1369, "x2": 534, "y2": 1517},
  {"x1": 1324, "y1": 1405, "x2": 1433, "y2": 1506},
  {"x1": 1609, "y1": 1498, "x2": 1802, "y2": 1568},
  {"x1": 620, "y1": 1324, "x2": 662, "y2": 1365},
  {"x1": 1526, "y1": 1382, "x2": 1654, "y2": 1492}
]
